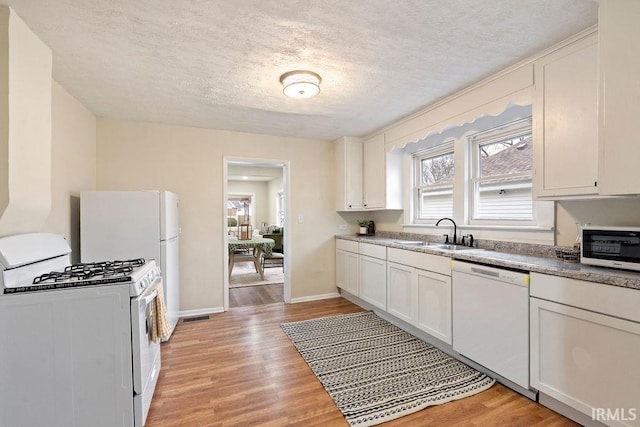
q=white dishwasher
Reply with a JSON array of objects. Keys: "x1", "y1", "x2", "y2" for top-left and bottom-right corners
[{"x1": 452, "y1": 260, "x2": 530, "y2": 389}]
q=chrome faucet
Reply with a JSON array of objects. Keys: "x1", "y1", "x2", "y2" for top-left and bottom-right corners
[{"x1": 436, "y1": 217, "x2": 457, "y2": 244}]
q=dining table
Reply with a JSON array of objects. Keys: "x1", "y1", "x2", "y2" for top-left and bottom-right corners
[{"x1": 228, "y1": 236, "x2": 275, "y2": 280}]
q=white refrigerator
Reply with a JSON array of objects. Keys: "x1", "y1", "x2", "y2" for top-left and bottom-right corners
[{"x1": 80, "y1": 190, "x2": 180, "y2": 339}]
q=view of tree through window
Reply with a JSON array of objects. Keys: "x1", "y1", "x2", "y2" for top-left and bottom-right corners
[
  {"x1": 414, "y1": 145, "x2": 455, "y2": 220},
  {"x1": 421, "y1": 152, "x2": 455, "y2": 185}
]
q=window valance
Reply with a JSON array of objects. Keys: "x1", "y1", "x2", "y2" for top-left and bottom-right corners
[{"x1": 384, "y1": 64, "x2": 534, "y2": 152}]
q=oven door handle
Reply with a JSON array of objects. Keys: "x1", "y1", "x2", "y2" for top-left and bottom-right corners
[{"x1": 144, "y1": 290, "x2": 158, "y2": 306}]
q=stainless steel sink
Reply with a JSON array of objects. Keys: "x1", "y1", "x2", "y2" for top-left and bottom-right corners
[
  {"x1": 431, "y1": 244, "x2": 479, "y2": 251},
  {"x1": 393, "y1": 240, "x2": 432, "y2": 246},
  {"x1": 392, "y1": 241, "x2": 482, "y2": 251}
]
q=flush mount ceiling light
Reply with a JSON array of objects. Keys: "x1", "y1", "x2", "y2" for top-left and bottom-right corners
[{"x1": 279, "y1": 70, "x2": 321, "y2": 99}]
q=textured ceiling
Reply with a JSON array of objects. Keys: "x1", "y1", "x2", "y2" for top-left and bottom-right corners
[{"x1": 0, "y1": 0, "x2": 598, "y2": 140}]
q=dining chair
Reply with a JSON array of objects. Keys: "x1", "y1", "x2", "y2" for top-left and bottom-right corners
[{"x1": 261, "y1": 234, "x2": 284, "y2": 271}]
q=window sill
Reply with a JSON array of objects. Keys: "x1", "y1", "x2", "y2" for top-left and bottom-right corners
[
  {"x1": 403, "y1": 223, "x2": 554, "y2": 245},
  {"x1": 404, "y1": 223, "x2": 553, "y2": 232}
]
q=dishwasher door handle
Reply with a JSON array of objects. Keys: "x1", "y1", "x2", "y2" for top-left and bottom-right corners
[{"x1": 469, "y1": 267, "x2": 501, "y2": 278}]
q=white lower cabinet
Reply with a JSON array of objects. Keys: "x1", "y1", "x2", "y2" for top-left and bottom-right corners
[
  {"x1": 386, "y1": 248, "x2": 452, "y2": 345},
  {"x1": 337, "y1": 241, "x2": 452, "y2": 346},
  {"x1": 336, "y1": 239, "x2": 360, "y2": 296},
  {"x1": 336, "y1": 249, "x2": 359, "y2": 296},
  {"x1": 530, "y1": 273, "x2": 640, "y2": 427},
  {"x1": 359, "y1": 255, "x2": 387, "y2": 310},
  {"x1": 386, "y1": 262, "x2": 415, "y2": 323},
  {"x1": 335, "y1": 240, "x2": 387, "y2": 308},
  {"x1": 415, "y1": 269, "x2": 451, "y2": 345}
]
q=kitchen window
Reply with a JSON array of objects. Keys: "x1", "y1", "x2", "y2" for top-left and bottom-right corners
[
  {"x1": 408, "y1": 107, "x2": 553, "y2": 243},
  {"x1": 469, "y1": 118, "x2": 533, "y2": 224},
  {"x1": 413, "y1": 142, "x2": 454, "y2": 221}
]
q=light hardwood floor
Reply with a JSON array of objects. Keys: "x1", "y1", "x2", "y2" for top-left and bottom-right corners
[
  {"x1": 229, "y1": 283, "x2": 283, "y2": 307},
  {"x1": 147, "y1": 298, "x2": 578, "y2": 426}
]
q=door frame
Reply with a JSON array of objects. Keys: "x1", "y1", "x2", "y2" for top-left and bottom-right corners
[{"x1": 223, "y1": 156, "x2": 291, "y2": 310}]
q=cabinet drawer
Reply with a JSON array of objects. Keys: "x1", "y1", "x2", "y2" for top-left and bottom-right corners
[
  {"x1": 359, "y1": 242, "x2": 386, "y2": 259},
  {"x1": 530, "y1": 272, "x2": 640, "y2": 323},
  {"x1": 387, "y1": 248, "x2": 450, "y2": 276},
  {"x1": 336, "y1": 239, "x2": 359, "y2": 253}
]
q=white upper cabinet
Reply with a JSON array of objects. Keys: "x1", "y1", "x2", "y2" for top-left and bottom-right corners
[
  {"x1": 533, "y1": 32, "x2": 599, "y2": 198},
  {"x1": 335, "y1": 133, "x2": 403, "y2": 211},
  {"x1": 335, "y1": 137, "x2": 364, "y2": 211},
  {"x1": 363, "y1": 133, "x2": 386, "y2": 209},
  {"x1": 362, "y1": 133, "x2": 403, "y2": 210},
  {"x1": 598, "y1": 0, "x2": 640, "y2": 195}
]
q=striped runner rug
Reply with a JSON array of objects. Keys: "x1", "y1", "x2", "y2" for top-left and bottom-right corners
[{"x1": 281, "y1": 311, "x2": 495, "y2": 426}]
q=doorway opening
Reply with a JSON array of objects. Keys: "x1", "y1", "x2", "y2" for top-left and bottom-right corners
[{"x1": 223, "y1": 157, "x2": 290, "y2": 310}]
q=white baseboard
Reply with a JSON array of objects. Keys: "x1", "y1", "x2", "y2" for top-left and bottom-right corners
[
  {"x1": 538, "y1": 393, "x2": 607, "y2": 427},
  {"x1": 290, "y1": 292, "x2": 341, "y2": 304},
  {"x1": 179, "y1": 307, "x2": 224, "y2": 318}
]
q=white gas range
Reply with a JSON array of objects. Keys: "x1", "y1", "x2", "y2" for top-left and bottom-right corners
[{"x1": 0, "y1": 233, "x2": 164, "y2": 427}]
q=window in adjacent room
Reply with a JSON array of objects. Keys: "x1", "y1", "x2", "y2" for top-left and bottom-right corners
[
  {"x1": 413, "y1": 142, "x2": 455, "y2": 222},
  {"x1": 469, "y1": 118, "x2": 533, "y2": 224},
  {"x1": 227, "y1": 195, "x2": 252, "y2": 225},
  {"x1": 276, "y1": 191, "x2": 285, "y2": 227}
]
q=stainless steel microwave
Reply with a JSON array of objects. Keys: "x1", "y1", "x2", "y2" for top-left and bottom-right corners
[{"x1": 581, "y1": 226, "x2": 640, "y2": 272}]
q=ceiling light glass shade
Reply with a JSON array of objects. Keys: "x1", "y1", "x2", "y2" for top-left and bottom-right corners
[{"x1": 280, "y1": 70, "x2": 321, "y2": 99}]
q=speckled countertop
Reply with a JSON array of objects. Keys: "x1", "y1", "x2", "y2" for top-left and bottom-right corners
[{"x1": 336, "y1": 233, "x2": 640, "y2": 290}]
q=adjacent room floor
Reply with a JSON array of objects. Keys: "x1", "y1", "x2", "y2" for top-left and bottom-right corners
[
  {"x1": 229, "y1": 261, "x2": 284, "y2": 307},
  {"x1": 147, "y1": 298, "x2": 579, "y2": 426}
]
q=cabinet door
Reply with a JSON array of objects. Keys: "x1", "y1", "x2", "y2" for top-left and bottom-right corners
[
  {"x1": 345, "y1": 139, "x2": 364, "y2": 209},
  {"x1": 531, "y1": 297, "x2": 640, "y2": 424},
  {"x1": 359, "y1": 255, "x2": 386, "y2": 310},
  {"x1": 335, "y1": 137, "x2": 363, "y2": 210},
  {"x1": 363, "y1": 133, "x2": 385, "y2": 209},
  {"x1": 415, "y1": 269, "x2": 451, "y2": 344},
  {"x1": 598, "y1": 0, "x2": 640, "y2": 195},
  {"x1": 533, "y1": 33, "x2": 598, "y2": 198},
  {"x1": 386, "y1": 262, "x2": 415, "y2": 323},
  {"x1": 336, "y1": 249, "x2": 358, "y2": 296}
]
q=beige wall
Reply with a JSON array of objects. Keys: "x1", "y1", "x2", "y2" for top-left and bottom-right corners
[
  {"x1": 0, "y1": 7, "x2": 52, "y2": 236},
  {"x1": 43, "y1": 81, "x2": 96, "y2": 262},
  {"x1": 556, "y1": 199, "x2": 640, "y2": 246},
  {"x1": 96, "y1": 118, "x2": 343, "y2": 312},
  {"x1": 267, "y1": 176, "x2": 284, "y2": 226}
]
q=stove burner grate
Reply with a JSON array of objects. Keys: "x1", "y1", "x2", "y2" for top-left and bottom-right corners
[
  {"x1": 32, "y1": 258, "x2": 146, "y2": 285},
  {"x1": 4, "y1": 259, "x2": 149, "y2": 295}
]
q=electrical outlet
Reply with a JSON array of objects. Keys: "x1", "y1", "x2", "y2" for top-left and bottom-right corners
[
  {"x1": 339, "y1": 224, "x2": 347, "y2": 230},
  {"x1": 297, "y1": 215, "x2": 304, "y2": 224}
]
